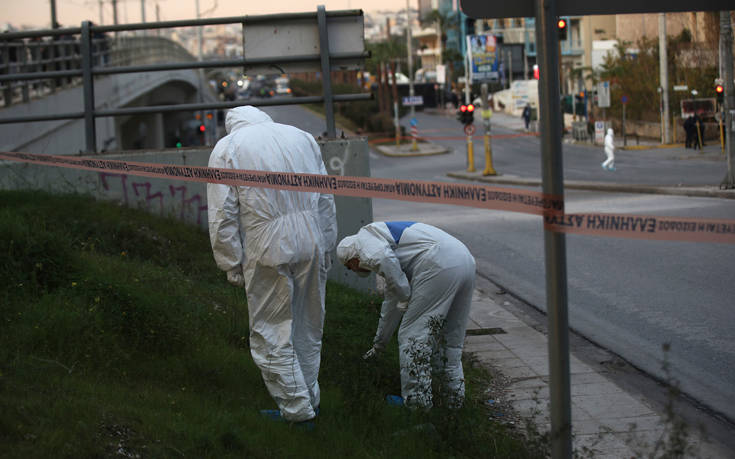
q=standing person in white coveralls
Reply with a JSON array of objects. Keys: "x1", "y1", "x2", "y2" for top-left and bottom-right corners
[
  {"x1": 337, "y1": 222, "x2": 476, "y2": 408},
  {"x1": 602, "y1": 127, "x2": 616, "y2": 171},
  {"x1": 207, "y1": 106, "x2": 337, "y2": 423}
]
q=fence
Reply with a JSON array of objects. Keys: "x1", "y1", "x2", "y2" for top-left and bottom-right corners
[{"x1": 0, "y1": 7, "x2": 371, "y2": 153}]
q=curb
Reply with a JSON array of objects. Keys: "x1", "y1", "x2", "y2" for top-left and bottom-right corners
[
  {"x1": 446, "y1": 171, "x2": 735, "y2": 200},
  {"x1": 373, "y1": 142, "x2": 450, "y2": 157}
]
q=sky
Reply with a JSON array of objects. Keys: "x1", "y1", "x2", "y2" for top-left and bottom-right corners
[{"x1": 3, "y1": 0, "x2": 407, "y2": 29}]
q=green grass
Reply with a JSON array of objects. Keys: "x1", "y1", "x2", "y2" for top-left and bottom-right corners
[{"x1": 0, "y1": 189, "x2": 540, "y2": 458}]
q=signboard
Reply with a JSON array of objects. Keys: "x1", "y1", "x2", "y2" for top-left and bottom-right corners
[
  {"x1": 243, "y1": 11, "x2": 364, "y2": 74},
  {"x1": 621, "y1": 95, "x2": 629, "y2": 105},
  {"x1": 436, "y1": 64, "x2": 446, "y2": 84},
  {"x1": 459, "y1": 0, "x2": 735, "y2": 19},
  {"x1": 464, "y1": 124, "x2": 476, "y2": 135},
  {"x1": 681, "y1": 98, "x2": 716, "y2": 119},
  {"x1": 597, "y1": 81, "x2": 610, "y2": 108},
  {"x1": 402, "y1": 96, "x2": 424, "y2": 106},
  {"x1": 594, "y1": 121, "x2": 606, "y2": 143},
  {"x1": 466, "y1": 34, "x2": 499, "y2": 82},
  {"x1": 673, "y1": 85, "x2": 688, "y2": 92}
]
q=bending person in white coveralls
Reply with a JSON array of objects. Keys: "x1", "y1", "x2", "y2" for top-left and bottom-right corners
[
  {"x1": 602, "y1": 128, "x2": 616, "y2": 171},
  {"x1": 337, "y1": 222, "x2": 476, "y2": 408},
  {"x1": 207, "y1": 106, "x2": 337, "y2": 423}
]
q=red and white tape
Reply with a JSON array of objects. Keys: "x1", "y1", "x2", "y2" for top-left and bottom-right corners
[{"x1": 2, "y1": 151, "x2": 733, "y2": 244}]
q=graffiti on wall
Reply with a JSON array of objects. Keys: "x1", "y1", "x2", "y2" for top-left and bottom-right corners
[{"x1": 100, "y1": 172, "x2": 207, "y2": 226}]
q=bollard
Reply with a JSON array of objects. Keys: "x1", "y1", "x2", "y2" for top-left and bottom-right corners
[
  {"x1": 479, "y1": 84, "x2": 496, "y2": 176},
  {"x1": 483, "y1": 131, "x2": 496, "y2": 176},
  {"x1": 466, "y1": 134, "x2": 476, "y2": 172}
]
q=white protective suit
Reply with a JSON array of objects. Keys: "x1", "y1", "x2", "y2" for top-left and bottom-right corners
[
  {"x1": 337, "y1": 222, "x2": 476, "y2": 408},
  {"x1": 603, "y1": 128, "x2": 615, "y2": 171},
  {"x1": 207, "y1": 106, "x2": 337, "y2": 422}
]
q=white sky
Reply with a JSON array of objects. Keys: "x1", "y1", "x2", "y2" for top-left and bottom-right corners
[{"x1": 4, "y1": 0, "x2": 406, "y2": 29}]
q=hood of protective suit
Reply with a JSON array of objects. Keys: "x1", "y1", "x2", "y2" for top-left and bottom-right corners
[
  {"x1": 607, "y1": 128, "x2": 613, "y2": 136},
  {"x1": 336, "y1": 235, "x2": 371, "y2": 276},
  {"x1": 336, "y1": 235, "x2": 360, "y2": 265},
  {"x1": 225, "y1": 105, "x2": 273, "y2": 133}
]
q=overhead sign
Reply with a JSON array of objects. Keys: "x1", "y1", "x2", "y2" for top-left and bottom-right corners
[
  {"x1": 402, "y1": 96, "x2": 424, "y2": 106},
  {"x1": 466, "y1": 34, "x2": 499, "y2": 82},
  {"x1": 459, "y1": 0, "x2": 735, "y2": 18}
]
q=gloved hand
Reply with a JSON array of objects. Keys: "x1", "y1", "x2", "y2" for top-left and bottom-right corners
[
  {"x1": 226, "y1": 268, "x2": 245, "y2": 287},
  {"x1": 396, "y1": 300, "x2": 409, "y2": 312},
  {"x1": 363, "y1": 344, "x2": 383, "y2": 360}
]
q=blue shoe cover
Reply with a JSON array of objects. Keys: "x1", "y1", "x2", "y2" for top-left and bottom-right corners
[
  {"x1": 259, "y1": 409, "x2": 283, "y2": 421},
  {"x1": 386, "y1": 395, "x2": 405, "y2": 406}
]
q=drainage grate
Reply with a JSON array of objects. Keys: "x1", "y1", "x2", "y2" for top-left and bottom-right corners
[{"x1": 465, "y1": 327, "x2": 506, "y2": 336}]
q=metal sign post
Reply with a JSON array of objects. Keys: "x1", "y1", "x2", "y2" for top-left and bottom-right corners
[{"x1": 534, "y1": 2, "x2": 571, "y2": 457}]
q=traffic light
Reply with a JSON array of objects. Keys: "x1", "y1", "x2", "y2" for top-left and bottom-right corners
[
  {"x1": 557, "y1": 18, "x2": 567, "y2": 41},
  {"x1": 198, "y1": 124, "x2": 206, "y2": 133},
  {"x1": 715, "y1": 81, "x2": 724, "y2": 105},
  {"x1": 457, "y1": 103, "x2": 475, "y2": 126}
]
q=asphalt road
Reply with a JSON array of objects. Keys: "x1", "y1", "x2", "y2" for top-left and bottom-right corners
[{"x1": 262, "y1": 104, "x2": 735, "y2": 424}]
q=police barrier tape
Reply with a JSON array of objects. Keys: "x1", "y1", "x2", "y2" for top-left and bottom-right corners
[{"x1": 1, "y1": 151, "x2": 734, "y2": 244}]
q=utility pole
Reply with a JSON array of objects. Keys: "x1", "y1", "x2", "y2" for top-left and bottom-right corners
[
  {"x1": 112, "y1": 0, "x2": 119, "y2": 25},
  {"x1": 50, "y1": 0, "x2": 58, "y2": 28},
  {"x1": 659, "y1": 13, "x2": 671, "y2": 144},
  {"x1": 406, "y1": 0, "x2": 418, "y2": 150},
  {"x1": 720, "y1": 11, "x2": 735, "y2": 188},
  {"x1": 141, "y1": 0, "x2": 146, "y2": 23},
  {"x1": 99, "y1": 0, "x2": 104, "y2": 24}
]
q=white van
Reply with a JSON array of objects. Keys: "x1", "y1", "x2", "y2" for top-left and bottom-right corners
[{"x1": 275, "y1": 76, "x2": 292, "y2": 96}]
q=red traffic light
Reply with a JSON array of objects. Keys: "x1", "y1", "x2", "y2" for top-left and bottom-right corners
[
  {"x1": 557, "y1": 19, "x2": 567, "y2": 29},
  {"x1": 460, "y1": 104, "x2": 467, "y2": 112},
  {"x1": 199, "y1": 124, "x2": 206, "y2": 132},
  {"x1": 466, "y1": 104, "x2": 475, "y2": 112},
  {"x1": 715, "y1": 84, "x2": 724, "y2": 94}
]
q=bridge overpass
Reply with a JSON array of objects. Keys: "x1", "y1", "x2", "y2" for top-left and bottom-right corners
[{"x1": 0, "y1": 34, "x2": 218, "y2": 155}]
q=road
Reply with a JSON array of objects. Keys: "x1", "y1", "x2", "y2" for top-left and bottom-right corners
[{"x1": 261, "y1": 104, "x2": 735, "y2": 424}]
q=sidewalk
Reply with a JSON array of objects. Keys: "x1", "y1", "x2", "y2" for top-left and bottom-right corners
[{"x1": 463, "y1": 285, "x2": 733, "y2": 458}]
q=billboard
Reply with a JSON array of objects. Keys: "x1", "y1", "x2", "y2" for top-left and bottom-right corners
[{"x1": 466, "y1": 34, "x2": 499, "y2": 82}]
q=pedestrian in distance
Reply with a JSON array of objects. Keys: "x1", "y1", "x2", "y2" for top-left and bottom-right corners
[
  {"x1": 522, "y1": 103, "x2": 531, "y2": 130},
  {"x1": 207, "y1": 105, "x2": 337, "y2": 425},
  {"x1": 694, "y1": 113, "x2": 705, "y2": 148},
  {"x1": 602, "y1": 127, "x2": 616, "y2": 171},
  {"x1": 337, "y1": 221, "x2": 476, "y2": 409},
  {"x1": 683, "y1": 116, "x2": 694, "y2": 149}
]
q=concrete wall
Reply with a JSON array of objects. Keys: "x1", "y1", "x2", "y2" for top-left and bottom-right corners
[{"x1": 0, "y1": 138, "x2": 376, "y2": 293}]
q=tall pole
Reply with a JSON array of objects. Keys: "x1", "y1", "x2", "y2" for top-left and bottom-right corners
[
  {"x1": 50, "y1": 0, "x2": 58, "y2": 28},
  {"x1": 659, "y1": 13, "x2": 671, "y2": 144},
  {"x1": 535, "y1": 0, "x2": 572, "y2": 457},
  {"x1": 112, "y1": 0, "x2": 119, "y2": 26},
  {"x1": 406, "y1": 0, "x2": 417, "y2": 150},
  {"x1": 721, "y1": 11, "x2": 735, "y2": 188},
  {"x1": 141, "y1": 0, "x2": 146, "y2": 23},
  {"x1": 99, "y1": 0, "x2": 104, "y2": 24}
]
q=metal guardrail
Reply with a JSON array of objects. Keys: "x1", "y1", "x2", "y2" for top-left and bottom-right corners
[{"x1": 0, "y1": 7, "x2": 370, "y2": 153}]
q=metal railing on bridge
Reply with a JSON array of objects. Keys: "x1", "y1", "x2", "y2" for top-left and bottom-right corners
[{"x1": 0, "y1": 7, "x2": 370, "y2": 153}]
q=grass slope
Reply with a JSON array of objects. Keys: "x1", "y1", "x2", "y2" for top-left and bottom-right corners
[{"x1": 0, "y1": 190, "x2": 538, "y2": 458}]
